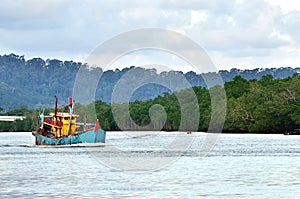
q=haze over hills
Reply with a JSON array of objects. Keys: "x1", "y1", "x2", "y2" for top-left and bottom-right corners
[{"x1": 0, "y1": 53, "x2": 299, "y2": 111}]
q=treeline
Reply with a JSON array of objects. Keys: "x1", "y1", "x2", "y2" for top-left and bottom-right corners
[{"x1": 1, "y1": 74, "x2": 300, "y2": 133}]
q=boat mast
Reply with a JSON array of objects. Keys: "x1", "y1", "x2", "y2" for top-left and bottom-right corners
[{"x1": 54, "y1": 96, "x2": 58, "y2": 121}]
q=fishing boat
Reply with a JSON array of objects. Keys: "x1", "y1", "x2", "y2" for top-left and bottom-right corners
[
  {"x1": 32, "y1": 97, "x2": 106, "y2": 145},
  {"x1": 284, "y1": 129, "x2": 300, "y2": 135}
]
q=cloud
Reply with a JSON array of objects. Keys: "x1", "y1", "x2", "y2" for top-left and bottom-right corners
[
  {"x1": 183, "y1": 1, "x2": 288, "y2": 50},
  {"x1": 0, "y1": 0, "x2": 70, "y2": 30},
  {"x1": 279, "y1": 10, "x2": 300, "y2": 42},
  {"x1": 0, "y1": 0, "x2": 299, "y2": 70}
]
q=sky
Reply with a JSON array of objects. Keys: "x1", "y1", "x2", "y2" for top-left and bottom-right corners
[{"x1": 0, "y1": 0, "x2": 299, "y2": 72}]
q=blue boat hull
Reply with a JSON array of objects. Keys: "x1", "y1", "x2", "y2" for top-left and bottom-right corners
[{"x1": 32, "y1": 129, "x2": 106, "y2": 145}]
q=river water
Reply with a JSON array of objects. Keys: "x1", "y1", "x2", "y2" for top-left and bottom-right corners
[{"x1": 1, "y1": 132, "x2": 300, "y2": 198}]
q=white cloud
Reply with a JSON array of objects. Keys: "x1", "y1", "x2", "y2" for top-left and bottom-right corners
[
  {"x1": 266, "y1": 0, "x2": 300, "y2": 13},
  {"x1": 190, "y1": 10, "x2": 208, "y2": 25},
  {"x1": 227, "y1": 16, "x2": 236, "y2": 27},
  {"x1": 0, "y1": 0, "x2": 299, "y2": 71}
]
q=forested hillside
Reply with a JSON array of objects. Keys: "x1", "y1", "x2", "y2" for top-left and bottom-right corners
[{"x1": 0, "y1": 53, "x2": 299, "y2": 111}]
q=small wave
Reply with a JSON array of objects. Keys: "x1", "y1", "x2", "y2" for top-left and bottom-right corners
[
  {"x1": 0, "y1": 144, "x2": 36, "y2": 148},
  {"x1": 53, "y1": 143, "x2": 108, "y2": 148}
]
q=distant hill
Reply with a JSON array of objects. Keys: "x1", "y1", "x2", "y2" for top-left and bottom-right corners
[{"x1": 0, "y1": 53, "x2": 299, "y2": 111}]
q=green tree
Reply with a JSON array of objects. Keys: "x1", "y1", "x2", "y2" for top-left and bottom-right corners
[{"x1": 225, "y1": 75, "x2": 250, "y2": 99}]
